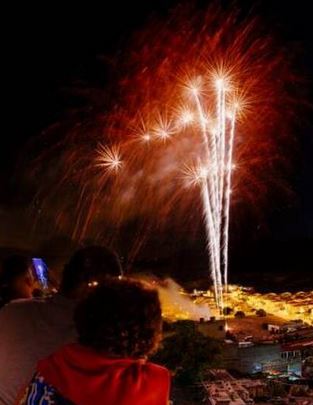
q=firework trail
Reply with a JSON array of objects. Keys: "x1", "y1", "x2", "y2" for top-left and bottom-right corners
[
  {"x1": 182, "y1": 76, "x2": 237, "y2": 310},
  {"x1": 30, "y1": 3, "x2": 299, "y2": 309},
  {"x1": 223, "y1": 107, "x2": 237, "y2": 290}
]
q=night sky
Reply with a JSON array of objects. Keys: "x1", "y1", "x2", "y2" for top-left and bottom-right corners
[{"x1": 3, "y1": 1, "x2": 313, "y2": 286}]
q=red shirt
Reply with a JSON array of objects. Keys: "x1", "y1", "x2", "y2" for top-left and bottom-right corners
[{"x1": 37, "y1": 343, "x2": 170, "y2": 405}]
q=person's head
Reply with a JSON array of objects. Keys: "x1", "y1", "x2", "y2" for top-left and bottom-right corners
[
  {"x1": 60, "y1": 245, "x2": 122, "y2": 298},
  {"x1": 0, "y1": 255, "x2": 35, "y2": 304},
  {"x1": 74, "y1": 279, "x2": 162, "y2": 358}
]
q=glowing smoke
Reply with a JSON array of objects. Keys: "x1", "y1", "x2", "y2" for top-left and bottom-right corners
[{"x1": 155, "y1": 278, "x2": 210, "y2": 321}]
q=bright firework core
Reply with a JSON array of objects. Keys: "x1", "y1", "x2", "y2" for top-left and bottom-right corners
[{"x1": 96, "y1": 144, "x2": 123, "y2": 173}]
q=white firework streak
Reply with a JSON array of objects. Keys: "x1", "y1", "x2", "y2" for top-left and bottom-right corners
[
  {"x1": 189, "y1": 78, "x2": 235, "y2": 312},
  {"x1": 223, "y1": 107, "x2": 237, "y2": 289},
  {"x1": 192, "y1": 91, "x2": 220, "y2": 306}
]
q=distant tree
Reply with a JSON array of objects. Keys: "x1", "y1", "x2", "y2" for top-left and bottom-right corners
[
  {"x1": 256, "y1": 309, "x2": 267, "y2": 317},
  {"x1": 152, "y1": 320, "x2": 221, "y2": 385},
  {"x1": 223, "y1": 307, "x2": 233, "y2": 316},
  {"x1": 235, "y1": 311, "x2": 245, "y2": 319},
  {"x1": 267, "y1": 380, "x2": 288, "y2": 397}
]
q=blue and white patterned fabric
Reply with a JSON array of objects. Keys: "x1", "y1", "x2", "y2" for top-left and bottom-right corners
[{"x1": 18, "y1": 373, "x2": 74, "y2": 405}]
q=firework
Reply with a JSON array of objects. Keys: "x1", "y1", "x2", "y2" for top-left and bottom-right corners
[
  {"x1": 32, "y1": 3, "x2": 298, "y2": 310},
  {"x1": 89, "y1": 73, "x2": 237, "y2": 310},
  {"x1": 95, "y1": 144, "x2": 123, "y2": 173}
]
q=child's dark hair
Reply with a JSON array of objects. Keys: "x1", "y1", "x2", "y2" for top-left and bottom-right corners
[{"x1": 74, "y1": 279, "x2": 162, "y2": 358}]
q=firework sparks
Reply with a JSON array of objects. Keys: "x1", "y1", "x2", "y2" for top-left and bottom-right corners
[
  {"x1": 177, "y1": 108, "x2": 194, "y2": 127},
  {"x1": 182, "y1": 163, "x2": 208, "y2": 187},
  {"x1": 141, "y1": 133, "x2": 152, "y2": 142},
  {"x1": 95, "y1": 144, "x2": 123, "y2": 173},
  {"x1": 153, "y1": 114, "x2": 175, "y2": 141}
]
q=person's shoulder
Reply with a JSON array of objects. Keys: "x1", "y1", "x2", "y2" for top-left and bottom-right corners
[
  {"x1": 0, "y1": 299, "x2": 43, "y2": 328},
  {"x1": 0, "y1": 297, "x2": 46, "y2": 315},
  {"x1": 144, "y1": 362, "x2": 170, "y2": 392},
  {"x1": 145, "y1": 361, "x2": 170, "y2": 378}
]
